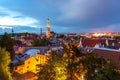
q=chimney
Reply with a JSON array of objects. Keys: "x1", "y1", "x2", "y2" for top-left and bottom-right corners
[
  {"x1": 112, "y1": 42, "x2": 115, "y2": 47},
  {"x1": 79, "y1": 38, "x2": 83, "y2": 48},
  {"x1": 106, "y1": 39, "x2": 109, "y2": 47}
]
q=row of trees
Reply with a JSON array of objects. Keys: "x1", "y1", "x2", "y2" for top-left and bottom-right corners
[
  {"x1": 0, "y1": 33, "x2": 15, "y2": 60},
  {"x1": 0, "y1": 48, "x2": 13, "y2": 80},
  {"x1": 37, "y1": 43, "x2": 120, "y2": 80},
  {"x1": 32, "y1": 38, "x2": 50, "y2": 46},
  {"x1": 0, "y1": 33, "x2": 21, "y2": 80},
  {"x1": 114, "y1": 36, "x2": 120, "y2": 42},
  {"x1": 0, "y1": 32, "x2": 21, "y2": 60}
]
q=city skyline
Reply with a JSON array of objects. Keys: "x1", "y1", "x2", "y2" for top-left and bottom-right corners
[{"x1": 0, "y1": 0, "x2": 120, "y2": 34}]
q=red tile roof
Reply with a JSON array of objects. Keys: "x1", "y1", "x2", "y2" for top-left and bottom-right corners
[
  {"x1": 22, "y1": 71, "x2": 36, "y2": 79},
  {"x1": 92, "y1": 48, "x2": 120, "y2": 69},
  {"x1": 81, "y1": 39, "x2": 119, "y2": 47}
]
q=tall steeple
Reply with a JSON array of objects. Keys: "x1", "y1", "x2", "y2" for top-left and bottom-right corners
[
  {"x1": 47, "y1": 18, "x2": 50, "y2": 28},
  {"x1": 46, "y1": 18, "x2": 51, "y2": 38},
  {"x1": 11, "y1": 27, "x2": 14, "y2": 39},
  {"x1": 40, "y1": 28, "x2": 42, "y2": 36},
  {"x1": 12, "y1": 28, "x2": 14, "y2": 33}
]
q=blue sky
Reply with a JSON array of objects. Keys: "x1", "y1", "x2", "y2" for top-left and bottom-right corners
[{"x1": 0, "y1": 0, "x2": 120, "y2": 34}]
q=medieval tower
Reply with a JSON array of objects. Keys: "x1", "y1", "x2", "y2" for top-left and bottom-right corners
[{"x1": 46, "y1": 18, "x2": 51, "y2": 38}]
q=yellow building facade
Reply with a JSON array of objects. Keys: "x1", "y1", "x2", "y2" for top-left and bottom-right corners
[{"x1": 14, "y1": 53, "x2": 47, "y2": 74}]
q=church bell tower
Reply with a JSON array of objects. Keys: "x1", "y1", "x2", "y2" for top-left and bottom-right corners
[{"x1": 46, "y1": 18, "x2": 51, "y2": 38}]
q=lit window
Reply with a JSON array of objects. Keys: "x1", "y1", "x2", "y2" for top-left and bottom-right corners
[
  {"x1": 15, "y1": 67, "x2": 17, "y2": 70},
  {"x1": 28, "y1": 61, "x2": 30, "y2": 64},
  {"x1": 27, "y1": 66, "x2": 29, "y2": 68}
]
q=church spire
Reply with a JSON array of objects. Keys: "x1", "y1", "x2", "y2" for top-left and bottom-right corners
[
  {"x1": 47, "y1": 18, "x2": 50, "y2": 28},
  {"x1": 46, "y1": 18, "x2": 51, "y2": 38},
  {"x1": 12, "y1": 27, "x2": 14, "y2": 37},
  {"x1": 11, "y1": 27, "x2": 14, "y2": 39},
  {"x1": 40, "y1": 27, "x2": 42, "y2": 36}
]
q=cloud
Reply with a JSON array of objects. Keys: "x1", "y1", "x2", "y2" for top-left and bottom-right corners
[
  {"x1": 0, "y1": 0, "x2": 120, "y2": 33},
  {"x1": 90, "y1": 24, "x2": 120, "y2": 32},
  {"x1": 49, "y1": 0, "x2": 120, "y2": 32},
  {"x1": 58, "y1": 0, "x2": 99, "y2": 20},
  {"x1": 58, "y1": 0, "x2": 120, "y2": 20},
  {"x1": 0, "y1": 7, "x2": 39, "y2": 29}
]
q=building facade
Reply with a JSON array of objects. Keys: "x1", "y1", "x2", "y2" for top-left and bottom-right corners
[{"x1": 14, "y1": 53, "x2": 47, "y2": 74}]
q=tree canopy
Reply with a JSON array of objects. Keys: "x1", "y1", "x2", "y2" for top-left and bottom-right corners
[
  {"x1": 0, "y1": 32, "x2": 15, "y2": 60},
  {"x1": 36, "y1": 43, "x2": 120, "y2": 80},
  {"x1": 32, "y1": 38, "x2": 50, "y2": 46},
  {"x1": 37, "y1": 51, "x2": 67, "y2": 80},
  {"x1": 0, "y1": 48, "x2": 13, "y2": 80}
]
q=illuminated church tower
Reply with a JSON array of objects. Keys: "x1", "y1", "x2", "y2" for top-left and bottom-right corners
[{"x1": 46, "y1": 18, "x2": 51, "y2": 38}]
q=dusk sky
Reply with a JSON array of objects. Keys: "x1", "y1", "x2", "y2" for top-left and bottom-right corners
[{"x1": 0, "y1": 0, "x2": 120, "y2": 34}]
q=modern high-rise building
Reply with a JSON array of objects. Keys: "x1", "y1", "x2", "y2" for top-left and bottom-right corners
[{"x1": 46, "y1": 18, "x2": 51, "y2": 38}]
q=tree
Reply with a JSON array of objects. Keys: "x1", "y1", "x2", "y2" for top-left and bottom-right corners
[
  {"x1": 63, "y1": 43, "x2": 82, "y2": 80},
  {"x1": 32, "y1": 39, "x2": 40, "y2": 46},
  {"x1": 92, "y1": 61, "x2": 120, "y2": 80},
  {"x1": 36, "y1": 43, "x2": 120, "y2": 80},
  {"x1": 14, "y1": 40, "x2": 22, "y2": 45},
  {"x1": 81, "y1": 53, "x2": 120, "y2": 80},
  {"x1": 0, "y1": 33, "x2": 15, "y2": 60},
  {"x1": 114, "y1": 36, "x2": 120, "y2": 41},
  {"x1": 0, "y1": 48, "x2": 13, "y2": 80},
  {"x1": 32, "y1": 38, "x2": 50, "y2": 46},
  {"x1": 81, "y1": 53, "x2": 106, "y2": 80},
  {"x1": 39, "y1": 38, "x2": 50, "y2": 46},
  {"x1": 103, "y1": 61, "x2": 120, "y2": 80},
  {"x1": 37, "y1": 51, "x2": 67, "y2": 80}
]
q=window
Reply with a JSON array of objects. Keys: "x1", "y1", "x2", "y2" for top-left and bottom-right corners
[
  {"x1": 27, "y1": 66, "x2": 29, "y2": 68},
  {"x1": 15, "y1": 67, "x2": 17, "y2": 70},
  {"x1": 28, "y1": 61, "x2": 30, "y2": 64}
]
